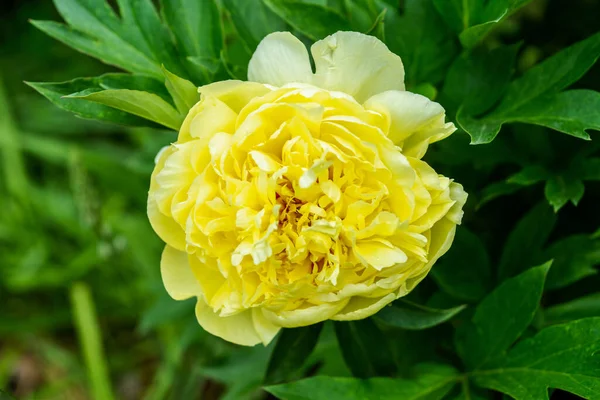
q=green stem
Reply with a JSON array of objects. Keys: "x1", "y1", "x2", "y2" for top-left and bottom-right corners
[
  {"x1": 461, "y1": 376, "x2": 471, "y2": 400},
  {"x1": 0, "y1": 74, "x2": 29, "y2": 200},
  {"x1": 143, "y1": 325, "x2": 182, "y2": 400},
  {"x1": 70, "y1": 282, "x2": 115, "y2": 400}
]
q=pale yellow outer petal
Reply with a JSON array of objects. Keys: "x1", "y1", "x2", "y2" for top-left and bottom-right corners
[
  {"x1": 161, "y1": 245, "x2": 202, "y2": 300},
  {"x1": 248, "y1": 32, "x2": 314, "y2": 87},
  {"x1": 148, "y1": 149, "x2": 187, "y2": 251},
  {"x1": 447, "y1": 182, "x2": 468, "y2": 224},
  {"x1": 364, "y1": 90, "x2": 456, "y2": 159},
  {"x1": 331, "y1": 293, "x2": 396, "y2": 321},
  {"x1": 262, "y1": 299, "x2": 350, "y2": 328},
  {"x1": 195, "y1": 298, "x2": 263, "y2": 346},
  {"x1": 252, "y1": 308, "x2": 282, "y2": 345},
  {"x1": 311, "y1": 32, "x2": 405, "y2": 103}
]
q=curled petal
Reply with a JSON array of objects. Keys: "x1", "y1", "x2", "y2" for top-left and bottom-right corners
[
  {"x1": 331, "y1": 293, "x2": 396, "y2": 321},
  {"x1": 262, "y1": 300, "x2": 350, "y2": 328},
  {"x1": 365, "y1": 90, "x2": 456, "y2": 159}
]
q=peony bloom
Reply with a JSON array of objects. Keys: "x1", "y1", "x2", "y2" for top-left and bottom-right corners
[{"x1": 148, "y1": 31, "x2": 467, "y2": 346}]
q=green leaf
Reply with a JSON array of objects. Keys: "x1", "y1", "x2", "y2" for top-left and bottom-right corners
[
  {"x1": 375, "y1": 300, "x2": 466, "y2": 330},
  {"x1": 201, "y1": 344, "x2": 273, "y2": 400},
  {"x1": 543, "y1": 235, "x2": 600, "y2": 290},
  {"x1": 498, "y1": 203, "x2": 556, "y2": 280},
  {"x1": 432, "y1": 0, "x2": 476, "y2": 33},
  {"x1": 222, "y1": 0, "x2": 287, "y2": 51},
  {"x1": 461, "y1": 1, "x2": 531, "y2": 48},
  {"x1": 266, "y1": 363, "x2": 458, "y2": 400},
  {"x1": 544, "y1": 293, "x2": 600, "y2": 325},
  {"x1": 344, "y1": 0, "x2": 385, "y2": 34},
  {"x1": 334, "y1": 319, "x2": 396, "y2": 378},
  {"x1": 187, "y1": 57, "x2": 222, "y2": 76},
  {"x1": 544, "y1": 175, "x2": 585, "y2": 212},
  {"x1": 443, "y1": 44, "x2": 520, "y2": 115},
  {"x1": 456, "y1": 262, "x2": 551, "y2": 370},
  {"x1": 507, "y1": 165, "x2": 548, "y2": 186},
  {"x1": 434, "y1": 0, "x2": 531, "y2": 48},
  {"x1": 0, "y1": 389, "x2": 15, "y2": 400},
  {"x1": 34, "y1": 0, "x2": 189, "y2": 80},
  {"x1": 68, "y1": 89, "x2": 182, "y2": 130},
  {"x1": 580, "y1": 157, "x2": 600, "y2": 180},
  {"x1": 26, "y1": 77, "x2": 158, "y2": 127},
  {"x1": 498, "y1": 33, "x2": 600, "y2": 113},
  {"x1": 381, "y1": 0, "x2": 458, "y2": 85},
  {"x1": 477, "y1": 181, "x2": 523, "y2": 208},
  {"x1": 264, "y1": 324, "x2": 324, "y2": 385},
  {"x1": 162, "y1": 66, "x2": 199, "y2": 114},
  {"x1": 160, "y1": 0, "x2": 223, "y2": 83},
  {"x1": 459, "y1": 32, "x2": 600, "y2": 143},
  {"x1": 263, "y1": 0, "x2": 351, "y2": 41},
  {"x1": 95, "y1": 73, "x2": 167, "y2": 93},
  {"x1": 430, "y1": 228, "x2": 492, "y2": 302},
  {"x1": 115, "y1": 0, "x2": 189, "y2": 78},
  {"x1": 503, "y1": 90, "x2": 600, "y2": 140},
  {"x1": 31, "y1": 20, "x2": 158, "y2": 78},
  {"x1": 472, "y1": 318, "x2": 600, "y2": 400},
  {"x1": 411, "y1": 83, "x2": 438, "y2": 101}
]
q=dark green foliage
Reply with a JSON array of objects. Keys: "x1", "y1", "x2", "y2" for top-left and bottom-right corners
[
  {"x1": 334, "y1": 319, "x2": 396, "y2": 378},
  {"x1": 264, "y1": 324, "x2": 324, "y2": 385},
  {"x1": 3, "y1": 0, "x2": 600, "y2": 398}
]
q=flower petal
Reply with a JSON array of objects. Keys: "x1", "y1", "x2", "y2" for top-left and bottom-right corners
[
  {"x1": 248, "y1": 32, "x2": 313, "y2": 87},
  {"x1": 148, "y1": 197, "x2": 187, "y2": 251},
  {"x1": 161, "y1": 245, "x2": 202, "y2": 300},
  {"x1": 195, "y1": 298, "x2": 263, "y2": 346},
  {"x1": 311, "y1": 32, "x2": 405, "y2": 103},
  {"x1": 447, "y1": 182, "x2": 468, "y2": 224},
  {"x1": 354, "y1": 240, "x2": 408, "y2": 270},
  {"x1": 331, "y1": 293, "x2": 396, "y2": 321},
  {"x1": 252, "y1": 308, "x2": 281, "y2": 345},
  {"x1": 365, "y1": 90, "x2": 456, "y2": 158},
  {"x1": 148, "y1": 148, "x2": 187, "y2": 251},
  {"x1": 262, "y1": 300, "x2": 349, "y2": 328},
  {"x1": 199, "y1": 80, "x2": 272, "y2": 113}
]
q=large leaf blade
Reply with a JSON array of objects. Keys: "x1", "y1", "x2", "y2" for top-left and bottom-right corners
[
  {"x1": 460, "y1": 32, "x2": 600, "y2": 143},
  {"x1": 26, "y1": 78, "x2": 157, "y2": 127},
  {"x1": 68, "y1": 89, "x2": 182, "y2": 130},
  {"x1": 456, "y1": 262, "x2": 551, "y2": 370},
  {"x1": 375, "y1": 301, "x2": 466, "y2": 330},
  {"x1": 160, "y1": 0, "x2": 222, "y2": 83},
  {"x1": 264, "y1": 0, "x2": 351, "y2": 41},
  {"x1": 222, "y1": 0, "x2": 286, "y2": 51},
  {"x1": 31, "y1": 20, "x2": 161, "y2": 78},
  {"x1": 334, "y1": 319, "x2": 396, "y2": 378},
  {"x1": 266, "y1": 363, "x2": 458, "y2": 400},
  {"x1": 430, "y1": 228, "x2": 492, "y2": 302},
  {"x1": 473, "y1": 318, "x2": 600, "y2": 400},
  {"x1": 498, "y1": 202, "x2": 556, "y2": 280},
  {"x1": 264, "y1": 324, "x2": 324, "y2": 385}
]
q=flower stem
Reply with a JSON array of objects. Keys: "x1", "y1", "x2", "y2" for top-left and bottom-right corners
[{"x1": 70, "y1": 282, "x2": 115, "y2": 400}]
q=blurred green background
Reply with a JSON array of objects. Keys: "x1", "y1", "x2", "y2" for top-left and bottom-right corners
[{"x1": 1, "y1": 0, "x2": 599, "y2": 399}]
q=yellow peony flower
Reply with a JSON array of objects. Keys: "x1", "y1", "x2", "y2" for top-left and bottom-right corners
[{"x1": 148, "y1": 31, "x2": 467, "y2": 346}]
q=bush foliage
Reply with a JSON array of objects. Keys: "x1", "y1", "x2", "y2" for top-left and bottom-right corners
[{"x1": 1, "y1": 0, "x2": 600, "y2": 399}]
